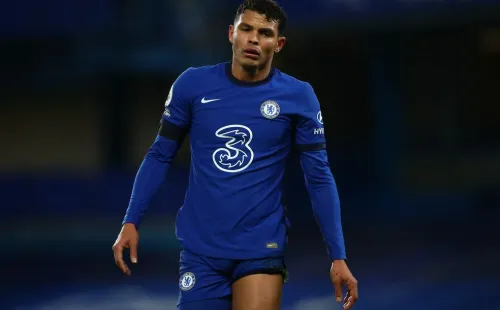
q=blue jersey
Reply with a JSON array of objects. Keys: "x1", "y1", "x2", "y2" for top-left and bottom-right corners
[
  {"x1": 124, "y1": 62, "x2": 346, "y2": 261},
  {"x1": 163, "y1": 62, "x2": 325, "y2": 259}
]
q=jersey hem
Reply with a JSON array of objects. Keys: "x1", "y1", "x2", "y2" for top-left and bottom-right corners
[{"x1": 179, "y1": 244, "x2": 286, "y2": 260}]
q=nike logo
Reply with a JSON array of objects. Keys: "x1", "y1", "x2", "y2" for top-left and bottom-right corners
[{"x1": 201, "y1": 97, "x2": 220, "y2": 104}]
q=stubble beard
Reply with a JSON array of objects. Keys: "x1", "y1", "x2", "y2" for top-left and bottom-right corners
[{"x1": 240, "y1": 52, "x2": 270, "y2": 74}]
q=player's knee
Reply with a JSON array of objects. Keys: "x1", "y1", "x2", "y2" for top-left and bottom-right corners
[{"x1": 234, "y1": 299, "x2": 281, "y2": 310}]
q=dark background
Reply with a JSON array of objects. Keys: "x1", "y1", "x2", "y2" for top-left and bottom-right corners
[{"x1": 1, "y1": 0, "x2": 499, "y2": 309}]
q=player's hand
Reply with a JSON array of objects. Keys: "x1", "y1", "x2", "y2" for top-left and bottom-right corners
[
  {"x1": 330, "y1": 260, "x2": 358, "y2": 309},
  {"x1": 112, "y1": 223, "x2": 139, "y2": 276}
]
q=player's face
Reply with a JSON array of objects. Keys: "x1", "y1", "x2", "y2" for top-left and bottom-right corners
[{"x1": 229, "y1": 10, "x2": 286, "y2": 71}]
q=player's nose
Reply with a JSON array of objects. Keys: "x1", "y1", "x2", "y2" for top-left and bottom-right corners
[
  {"x1": 247, "y1": 32, "x2": 258, "y2": 45},
  {"x1": 247, "y1": 39, "x2": 258, "y2": 47}
]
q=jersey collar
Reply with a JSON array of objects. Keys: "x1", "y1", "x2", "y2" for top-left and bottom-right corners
[{"x1": 225, "y1": 62, "x2": 275, "y2": 87}]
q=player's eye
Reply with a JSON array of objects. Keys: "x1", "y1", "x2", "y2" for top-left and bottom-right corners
[{"x1": 260, "y1": 31, "x2": 273, "y2": 37}]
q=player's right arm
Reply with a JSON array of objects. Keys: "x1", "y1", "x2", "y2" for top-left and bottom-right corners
[{"x1": 112, "y1": 68, "x2": 194, "y2": 275}]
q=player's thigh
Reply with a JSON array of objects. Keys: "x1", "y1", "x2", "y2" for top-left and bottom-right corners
[
  {"x1": 178, "y1": 249, "x2": 232, "y2": 306},
  {"x1": 232, "y1": 273, "x2": 283, "y2": 310},
  {"x1": 177, "y1": 297, "x2": 232, "y2": 310},
  {"x1": 231, "y1": 257, "x2": 286, "y2": 310}
]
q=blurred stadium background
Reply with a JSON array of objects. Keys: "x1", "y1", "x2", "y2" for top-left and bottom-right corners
[{"x1": 1, "y1": 0, "x2": 500, "y2": 309}]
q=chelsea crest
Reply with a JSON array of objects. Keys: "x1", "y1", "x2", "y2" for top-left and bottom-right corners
[
  {"x1": 179, "y1": 272, "x2": 196, "y2": 291},
  {"x1": 260, "y1": 100, "x2": 280, "y2": 119}
]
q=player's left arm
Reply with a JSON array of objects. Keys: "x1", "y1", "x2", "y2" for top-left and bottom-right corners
[{"x1": 295, "y1": 82, "x2": 358, "y2": 309}]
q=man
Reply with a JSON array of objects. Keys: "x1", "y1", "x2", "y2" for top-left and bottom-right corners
[{"x1": 112, "y1": 0, "x2": 358, "y2": 309}]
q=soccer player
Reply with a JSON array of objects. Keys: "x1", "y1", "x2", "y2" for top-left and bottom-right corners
[{"x1": 112, "y1": 0, "x2": 358, "y2": 309}]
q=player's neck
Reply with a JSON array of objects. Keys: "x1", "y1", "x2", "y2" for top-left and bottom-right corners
[{"x1": 231, "y1": 61, "x2": 272, "y2": 83}]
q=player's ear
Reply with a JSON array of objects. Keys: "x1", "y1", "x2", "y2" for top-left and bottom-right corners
[
  {"x1": 275, "y1": 36, "x2": 286, "y2": 53},
  {"x1": 228, "y1": 25, "x2": 235, "y2": 44}
]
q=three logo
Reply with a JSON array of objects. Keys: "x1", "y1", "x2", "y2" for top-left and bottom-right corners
[
  {"x1": 211, "y1": 101, "x2": 280, "y2": 173},
  {"x1": 213, "y1": 125, "x2": 254, "y2": 173}
]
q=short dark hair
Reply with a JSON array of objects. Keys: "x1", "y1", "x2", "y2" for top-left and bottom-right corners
[{"x1": 235, "y1": 0, "x2": 287, "y2": 35}]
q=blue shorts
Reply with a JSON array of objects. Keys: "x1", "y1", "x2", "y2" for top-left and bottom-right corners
[{"x1": 177, "y1": 249, "x2": 287, "y2": 307}]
